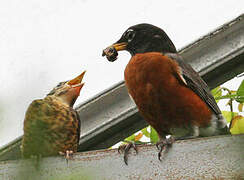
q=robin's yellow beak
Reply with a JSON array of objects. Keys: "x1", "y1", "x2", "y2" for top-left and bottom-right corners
[{"x1": 111, "y1": 42, "x2": 128, "y2": 51}]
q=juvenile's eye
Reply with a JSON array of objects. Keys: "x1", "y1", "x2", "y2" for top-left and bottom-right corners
[
  {"x1": 125, "y1": 29, "x2": 135, "y2": 42},
  {"x1": 57, "y1": 81, "x2": 66, "y2": 87}
]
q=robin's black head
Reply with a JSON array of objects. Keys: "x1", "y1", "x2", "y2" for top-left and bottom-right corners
[{"x1": 102, "y1": 23, "x2": 177, "y2": 62}]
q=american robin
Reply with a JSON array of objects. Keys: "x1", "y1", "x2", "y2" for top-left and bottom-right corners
[
  {"x1": 21, "y1": 71, "x2": 85, "y2": 161},
  {"x1": 103, "y1": 24, "x2": 229, "y2": 164}
]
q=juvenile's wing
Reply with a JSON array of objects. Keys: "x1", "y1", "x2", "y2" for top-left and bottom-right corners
[{"x1": 22, "y1": 99, "x2": 51, "y2": 157}]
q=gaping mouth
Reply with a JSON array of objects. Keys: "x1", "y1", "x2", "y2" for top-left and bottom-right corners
[
  {"x1": 102, "y1": 42, "x2": 127, "y2": 62},
  {"x1": 67, "y1": 70, "x2": 86, "y2": 88}
]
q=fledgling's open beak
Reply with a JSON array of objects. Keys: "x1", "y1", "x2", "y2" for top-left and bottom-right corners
[
  {"x1": 67, "y1": 70, "x2": 86, "y2": 93},
  {"x1": 102, "y1": 42, "x2": 128, "y2": 62}
]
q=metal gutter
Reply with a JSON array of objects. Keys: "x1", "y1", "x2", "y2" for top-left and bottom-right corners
[
  {"x1": 1, "y1": 135, "x2": 243, "y2": 180},
  {"x1": 0, "y1": 14, "x2": 244, "y2": 161}
]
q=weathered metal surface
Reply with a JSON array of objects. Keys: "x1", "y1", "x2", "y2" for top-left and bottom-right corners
[
  {"x1": 181, "y1": 14, "x2": 244, "y2": 87},
  {"x1": 0, "y1": 135, "x2": 243, "y2": 180},
  {"x1": 1, "y1": 14, "x2": 244, "y2": 161},
  {"x1": 0, "y1": 137, "x2": 21, "y2": 161}
]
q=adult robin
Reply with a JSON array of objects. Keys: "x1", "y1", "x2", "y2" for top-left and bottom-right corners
[
  {"x1": 21, "y1": 71, "x2": 85, "y2": 161},
  {"x1": 102, "y1": 24, "x2": 229, "y2": 164}
]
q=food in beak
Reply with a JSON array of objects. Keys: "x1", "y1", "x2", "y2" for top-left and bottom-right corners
[{"x1": 102, "y1": 46, "x2": 118, "y2": 62}]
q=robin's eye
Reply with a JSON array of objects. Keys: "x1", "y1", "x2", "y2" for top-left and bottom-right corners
[{"x1": 125, "y1": 30, "x2": 135, "y2": 42}]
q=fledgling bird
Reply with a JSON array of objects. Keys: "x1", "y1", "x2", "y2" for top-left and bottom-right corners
[
  {"x1": 21, "y1": 71, "x2": 85, "y2": 160},
  {"x1": 103, "y1": 24, "x2": 229, "y2": 164}
]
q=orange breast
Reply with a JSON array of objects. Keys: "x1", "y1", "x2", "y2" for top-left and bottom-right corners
[{"x1": 124, "y1": 52, "x2": 212, "y2": 136}]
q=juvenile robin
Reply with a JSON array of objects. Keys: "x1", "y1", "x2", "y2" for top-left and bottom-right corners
[
  {"x1": 103, "y1": 24, "x2": 229, "y2": 164},
  {"x1": 21, "y1": 71, "x2": 85, "y2": 160}
]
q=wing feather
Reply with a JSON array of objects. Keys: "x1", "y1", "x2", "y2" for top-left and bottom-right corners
[{"x1": 165, "y1": 53, "x2": 222, "y2": 116}]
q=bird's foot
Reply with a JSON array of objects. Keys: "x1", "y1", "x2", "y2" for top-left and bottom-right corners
[
  {"x1": 59, "y1": 150, "x2": 73, "y2": 164},
  {"x1": 156, "y1": 137, "x2": 175, "y2": 161},
  {"x1": 118, "y1": 141, "x2": 138, "y2": 165}
]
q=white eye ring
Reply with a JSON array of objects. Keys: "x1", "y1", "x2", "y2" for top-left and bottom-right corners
[{"x1": 124, "y1": 29, "x2": 135, "y2": 42}]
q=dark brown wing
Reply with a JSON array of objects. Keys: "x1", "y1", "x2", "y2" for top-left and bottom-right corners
[{"x1": 165, "y1": 53, "x2": 222, "y2": 116}]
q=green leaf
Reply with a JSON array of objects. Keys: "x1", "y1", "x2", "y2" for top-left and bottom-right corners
[
  {"x1": 150, "y1": 126, "x2": 159, "y2": 143},
  {"x1": 141, "y1": 126, "x2": 150, "y2": 138},
  {"x1": 214, "y1": 94, "x2": 237, "y2": 100},
  {"x1": 238, "y1": 103, "x2": 243, "y2": 112},
  {"x1": 221, "y1": 111, "x2": 238, "y2": 123},
  {"x1": 230, "y1": 115, "x2": 244, "y2": 135},
  {"x1": 236, "y1": 80, "x2": 244, "y2": 103},
  {"x1": 135, "y1": 132, "x2": 143, "y2": 141},
  {"x1": 237, "y1": 80, "x2": 244, "y2": 95},
  {"x1": 211, "y1": 86, "x2": 222, "y2": 103},
  {"x1": 125, "y1": 134, "x2": 135, "y2": 142}
]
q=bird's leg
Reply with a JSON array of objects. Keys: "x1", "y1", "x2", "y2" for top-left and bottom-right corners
[
  {"x1": 156, "y1": 136, "x2": 175, "y2": 161},
  {"x1": 118, "y1": 140, "x2": 150, "y2": 165},
  {"x1": 59, "y1": 150, "x2": 74, "y2": 164},
  {"x1": 156, "y1": 126, "x2": 200, "y2": 160},
  {"x1": 118, "y1": 140, "x2": 138, "y2": 165}
]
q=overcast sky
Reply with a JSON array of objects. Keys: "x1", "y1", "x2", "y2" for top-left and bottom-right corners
[{"x1": 0, "y1": 0, "x2": 243, "y2": 147}]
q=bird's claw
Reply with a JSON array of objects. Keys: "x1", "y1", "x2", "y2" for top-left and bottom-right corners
[
  {"x1": 118, "y1": 142, "x2": 138, "y2": 165},
  {"x1": 156, "y1": 137, "x2": 174, "y2": 161},
  {"x1": 59, "y1": 150, "x2": 74, "y2": 163}
]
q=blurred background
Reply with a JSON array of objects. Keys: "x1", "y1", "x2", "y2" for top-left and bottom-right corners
[{"x1": 0, "y1": 0, "x2": 243, "y2": 148}]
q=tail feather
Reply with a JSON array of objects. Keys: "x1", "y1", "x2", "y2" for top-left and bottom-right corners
[
  {"x1": 219, "y1": 125, "x2": 231, "y2": 135},
  {"x1": 217, "y1": 114, "x2": 230, "y2": 135}
]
